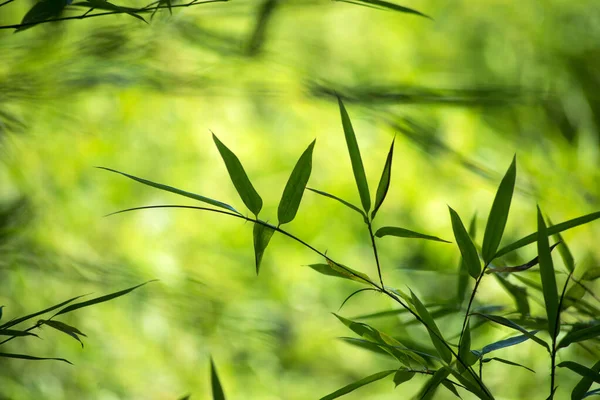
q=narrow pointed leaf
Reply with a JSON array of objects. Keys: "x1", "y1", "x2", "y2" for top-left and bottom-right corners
[
  {"x1": 39, "y1": 320, "x2": 86, "y2": 347},
  {"x1": 54, "y1": 280, "x2": 155, "y2": 317},
  {"x1": 17, "y1": 0, "x2": 65, "y2": 31},
  {"x1": 0, "y1": 329, "x2": 39, "y2": 338},
  {"x1": 572, "y1": 360, "x2": 600, "y2": 400},
  {"x1": 98, "y1": 167, "x2": 239, "y2": 215},
  {"x1": 419, "y1": 367, "x2": 450, "y2": 400},
  {"x1": 337, "y1": 97, "x2": 371, "y2": 213},
  {"x1": 278, "y1": 140, "x2": 315, "y2": 225},
  {"x1": 338, "y1": 288, "x2": 379, "y2": 311},
  {"x1": 557, "y1": 324, "x2": 600, "y2": 349},
  {"x1": 253, "y1": 223, "x2": 275, "y2": 275},
  {"x1": 0, "y1": 294, "x2": 87, "y2": 330},
  {"x1": 494, "y1": 274, "x2": 530, "y2": 316},
  {"x1": 558, "y1": 362, "x2": 600, "y2": 384},
  {"x1": 449, "y1": 207, "x2": 481, "y2": 278},
  {"x1": 482, "y1": 156, "x2": 516, "y2": 264},
  {"x1": 472, "y1": 313, "x2": 550, "y2": 351},
  {"x1": 210, "y1": 357, "x2": 226, "y2": 400},
  {"x1": 482, "y1": 357, "x2": 535, "y2": 373},
  {"x1": 537, "y1": 206, "x2": 559, "y2": 339},
  {"x1": 0, "y1": 352, "x2": 72, "y2": 364},
  {"x1": 582, "y1": 267, "x2": 600, "y2": 281},
  {"x1": 320, "y1": 370, "x2": 395, "y2": 400},
  {"x1": 448, "y1": 369, "x2": 493, "y2": 400},
  {"x1": 584, "y1": 389, "x2": 600, "y2": 398},
  {"x1": 411, "y1": 291, "x2": 453, "y2": 363},
  {"x1": 371, "y1": 137, "x2": 394, "y2": 220},
  {"x1": 495, "y1": 211, "x2": 600, "y2": 259},
  {"x1": 549, "y1": 217, "x2": 575, "y2": 272},
  {"x1": 73, "y1": 0, "x2": 147, "y2": 23},
  {"x1": 477, "y1": 331, "x2": 537, "y2": 356},
  {"x1": 307, "y1": 261, "x2": 373, "y2": 285},
  {"x1": 486, "y1": 242, "x2": 560, "y2": 274},
  {"x1": 212, "y1": 133, "x2": 263, "y2": 216},
  {"x1": 306, "y1": 187, "x2": 367, "y2": 221},
  {"x1": 459, "y1": 321, "x2": 477, "y2": 371},
  {"x1": 339, "y1": 337, "x2": 392, "y2": 358},
  {"x1": 457, "y1": 213, "x2": 477, "y2": 304},
  {"x1": 394, "y1": 369, "x2": 416, "y2": 387},
  {"x1": 338, "y1": 0, "x2": 431, "y2": 19},
  {"x1": 375, "y1": 226, "x2": 450, "y2": 243},
  {"x1": 442, "y1": 381, "x2": 462, "y2": 399}
]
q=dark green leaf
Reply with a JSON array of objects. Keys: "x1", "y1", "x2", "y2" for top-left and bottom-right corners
[
  {"x1": 558, "y1": 361, "x2": 600, "y2": 384},
  {"x1": 371, "y1": 137, "x2": 394, "y2": 220},
  {"x1": 375, "y1": 226, "x2": 450, "y2": 243},
  {"x1": 307, "y1": 261, "x2": 373, "y2": 285},
  {"x1": 210, "y1": 357, "x2": 226, "y2": 400},
  {"x1": 419, "y1": 367, "x2": 450, "y2": 400},
  {"x1": 584, "y1": 389, "x2": 600, "y2": 398},
  {"x1": 476, "y1": 331, "x2": 537, "y2": 356},
  {"x1": 0, "y1": 329, "x2": 39, "y2": 338},
  {"x1": 457, "y1": 213, "x2": 477, "y2": 305},
  {"x1": 253, "y1": 222, "x2": 275, "y2": 275},
  {"x1": 572, "y1": 360, "x2": 600, "y2": 400},
  {"x1": 306, "y1": 188, "x2": 367, "y2": 222},
  {"x1": 448, "y1": 369, "x2": 493, "y2": 400},
  {"x1": 482, "y1": 357, "x2": 534, "y2": 373},
  {"x1": 582, "y1": 267, "x2": 600, "y2": 281},
  {"x1": 442, "y1": 380, "x2": 462, "y2": 399},
  {"x1": 320, "y1": 370, "x2": 395, "y2": 400},
  {"x1": 411, "y1": 291, "x2": 453, "y2": 364},
  {"x1": 557, "y1": 324, "x2": 600, "y2": 350},
  {"x1": 212, "y1": 133, "x2": 263, "y2": 216},
  {"x1": 394, "y1": 369, "x2": 416, "y2": 387},
  {"x1": 337, "y1": 96, "x2": 371, "y2": 214},
  {"x1": 495, "y1": 211, "x2": 600, "y2": 259},
  {"x1": 493, "y1": 274, "x2": 530, "y2": 316},
  {"x1": 339, "y1": 337, "x2": 392, "y2": 358},
  {"x1": 0, "y1": 352, "x2": 72, "y2": 364},
  {"x1": 338, "y1": 288, "x2": 379, "y2": 311},
  {"x1": 548, "y1": 217, "x2": 575, "y2": 272},
  {"x1": 278, "y1": 140, "x2": 315, "y2": 225},
  {"x1": 459, "y1": 321, "x2": 477, "y2": 371},
  {"x1": 486, "y1": 242, "x2": 560, "y2": 274},
  {"x1": 482, "y1": 156, "x2": 516, "y2": 264},
  {"x1": 337, "y1": 0, "x2": 431, "y2": 19},
  {"x1": 0, "y1": 294, "x2": 87, "y2": 330},
  {"x1": 39, "y1": 320, "x2": 86, "y2": 348},
  {"x1": 72, "y1": 0, "x2": 147, "y2": 23},
  {"x1": 54, "y1": 280, "x2": 155, "y2": 317},
  {"x1": 449, "y1": 207, "x2": 481, "y2": 278},
  {"x1": 17, "y1": 0, "x2": 66, "y2": 31},
  {"x1": 472, "y1": 313, "x2": 550, "y2": 351},
  {"x1": 537, "y1": 206, "x2": 559, "y2": 339},
  {"x1": 98, "y1": 167, "x2": 240, "y2": 215}
]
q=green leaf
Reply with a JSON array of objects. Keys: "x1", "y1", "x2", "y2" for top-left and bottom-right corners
[
  {"x1": 306, "y1": 188, "x2": 367, "y2": 222},
  {"x1": 39, "y1": 320, "x2": 87, "y2": 348},
  {"x1": 472, "y1": 313, "x2": 550, "y2": 352},
  {"x1": 212, "y1": 133, "x2": 263, "y2": 216},
  {"x1": 278, "y1": 140, "x2": 315, "y2": 225},
  {"x1": 54, "y1": 280, "x2": 155, "y2": 317},
  {"x1": 448, "y1": 369, "x2": 494, "y2": 400},
  {"x1": 557, "y1": 324, "x2": 600, "y2": 350},
  {"x1": 449, "y1": 207, "x2": 481, "y2": 278},
  {"x1": 393, "y1": 369, "x2": 416, "y2": 387},
  {"x1": 584, "y1": 389, "x2": 600, "y2": 398},
  {"x1": 482, "y1": 357, "x2": 535, "y2": 373},
  {"x1": 72, "y1": 0, "x2": 147, "y2": 23},
  {"x1": 253, "y1": 222, "x2": 275, "y2": 275},
  {"x1": 307, "y1": 260, "x2": 373, "y2": 285},
  {"x1": 419, "y1": 367, "x2": 450, "y2": 400},
  {"x1": 537, "y1": 206, "x2": 559, "y2": 339},
  {"x1": 0, "y1": 294, "x2": 87, "y2": 330},
  {"x1": 442, "y1": 381, "x2": 461, "y2": 399},
  {"x1": 371, "y1": 137, "x2": 394, "y2": 220},
  {"x1": 339, "y1": 337, "x2": 393, "y2": 358},
  {"x1": 558, "y1": 361, "x2": 600, "y2": 384},
  {"x1": 486, "y1": 242, "x2": 560, "y2": 274},
  {"x1": 210, "y1": 357, "x2": 226, "y2": 400},
  {"x1": 0, "y1": 352, "x2": 72, "y2": 364},
  {"x1": 98, "y1": 167, "x2": 240, "y2": 215},
  {"x1": 482, "y1": 156, "x2": 516, "y2": 264},
  {"x1": 411, "y1": 291, "x2": 453, "y2": 364},
  {"x1": 572, "y1": 360, "x2": 600, "y2": 400},
  {"x1": 375, "y1": 226, "x2": 450, "y2": 243},
  {"x1": 582, "y1": 267, "x2": 600, "y2": 281},
  {"x1": 548, "y1": 217, "x2": 575, "y2": 272},
  {"x1": 17, "y1": 0, "x2": 66, "y2": 31},
  {"x1": 337, "y1": 0, "x2": 431, "y2": 19},
  {"x1": 0, "y1": 329, "x2": 39, "y2": 338},
  {"x1": 457, "y1": 213, "x2": 477, "y2": 305},
  {"x1": 493, "y1": 274, "x2": 530, "y2": 316},
  {"x1": 320, "y1": 370, "x2": 395, "y2": 400},
  {"x1": 337, "y1": 96, "x2": 371, "y2": 214},
  {"x1": 476, "y1": 331, "x2": 537, "y2": 356},
  {"x1": 495, "y1": 211, "x2": 600, "y2": 259},
  {"x1": 459, "y1": 321, "x2": 477, "y2": 371}
]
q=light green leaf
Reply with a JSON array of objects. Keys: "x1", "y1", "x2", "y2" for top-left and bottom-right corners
[
  {"x1": 411, "y1": 291, "x2": 453, "y2": 364},
  {"x1": 278, "y1": 140, "x2": 315, "y2": 225},
  {"x1": 307, "y1": 260, "x2": 373, "y2": 285},
  {"x1": 375, "y1": 226, "x2": 450, "y2": 243},
  {"x1": 320, "y1": 370, "x2": 395, "y2": 400},
  {"x1": 253, "y1": 223, "x2": 275, "y2": 275},
  {"x1": 557, "y1": 324, "x2": 600, "y2": 350},
  {"x1": 337, "y1": 97, "x2": 371, "y2": 214},
  {"x1": 449, "y1": 207, "x2": 481, "y2": 278},
  {"x1": 558, "y1": 361, "x2": 600, "y2": 384},
  {"x1": 572, "y1": 360, "x2": 600, "y2": 400},
  {"x1": 212, "y1": 133, "x2": 263, "y2": 216},
  {"x1": 482, "y1": 156, "x2": 516, "y2": 264},
  {"x1": 371, "y1": 137, "x2": 394, "y2": 220},
  {"x1": 210, "y1": 357, "x2": 226, "y2": 400},
  {"x1": 537, "y1": 206, "x2": 559, "y2": 339},
  {"x1": 38, "y1": 320, "x2": 87, "y2": 348},
  {"x1": 306, "y1": 187, "x2": 367, "y2": 222}
]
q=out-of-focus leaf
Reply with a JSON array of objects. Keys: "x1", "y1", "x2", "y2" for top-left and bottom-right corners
[
  {"x1": 572, "y1": 360, "x2": 600, "y2": 400},
  {"x1": 371, "y1": 137, "x2": 394, "y2": 220},
  {"x1": 210, "y1": 357, "x2": 226, "y2": 400},
  {"x1": 337, "y1": 96, "x2": 371, "y2": 214},
  {"x1": 306, "y1": 188, "x2": 367, "y2": 222},
  {"x1": 410, "y1": 291, "x2": 453, "y2": 364},
  {"x1": 0, "y1": 294, "x2": 87, "y2": 330},
  {"x1": 0, "y1": 352, "x2": 72, "y2": 364},
  {"x1": 558, "y1": 362, "x2": 600, "y2": 384},
  {"x1": 557, "y1": 324, "x2": 600, "y2": 350},
  {"x1": 562, "y1": 282, "x2": 586, "y2": 311},
  {"x1": 495, "y1": 211, "x2": 600, "y2": 259},
  {"x1": 17, "y1": 0, "x2": 66, "y2": 32},
  {"x1": 212, "y1": 133, "x2": 263, "y2": 216},
  {"x1": 320, "y1": 370, "x2": 395, "y2": 400},
  {"x1": 482, "y1": 357, "x2": 535, "y2": 373},
  {"x1": 482, "y1": 156, "x2": 516, "y2": 264},
  {"x1": 584, "y1": 389, "x2": 600, "y2": 398},
  {"x1": 537, "y1": 206, "x2": 559, "y2": 339},
  {"x1": 337, "y1": 0, "x2": 431, "y2": 19},
  {"x1": 449, "y1": 207, "x2": 481, "y2": 278},
  {"x1": 246, "y1": 0, "x2": 279, "y2": 56},
  {"x1": 393, "y1": 369, "x2": 416, "y2": 387},
  {"x1": 486, "y1": 242, "x2": 560, "y2": 274},
  {"x1": 472, "y1": 313, "x2": 550, "y2": 351},
  {"x1": 442, "y1": 381, "x2": 461, "y2": 399},
  {"x1": 253, "y1": 222, "x2": 275, "y2": 275},
  {"x1": 98, "y1": 167, "x2": 240, "y2": 215},
  {"x1": 475, "y1": 331, "x2": 537, "y2": 357},
  {"x1": 494, "y1": 274, "x2": 530, "y2": 316},
  {"x1": 0, "y1": 329, "x2": 39, "y2": 338},
  {"x1": 278, "y1": 140, "x2": 315, "y2": 225},
  {"x1": 307, "y1": 259, "x2": 373, "y2": 285},
  {"x1": 419, "y1": 367, "x2": 449, "y2": 400},
  {"x1": 54, "y1": 281, "x2": 155, "y2": 317},
  {"x1": 339, "y1": 337, "x2": 392, "y2": 358},
  {"x1": 39, "y1": 320, "x2": 86, "y2": 348},
  {"x1": 72, "y1": 0, "x2": 147, "y2": 22},
  {"x1": 582, "y1": 267, "x2": 600, "y2": 281},
  {"x1": 178, "y1": 395, "x2": 190, "y2": 400},
  {"x1": 457, "y1": 213, "x2": 477, "y2": 305},
  {"x1": 375, "y1": 226, "x2": 450, "y2": 243},
  {"x1": 448, "y1": 369, "x2": 493, "y2": 400},
  {"x1": 549, "y1": 217, "x2": 575, "y2": 272}
]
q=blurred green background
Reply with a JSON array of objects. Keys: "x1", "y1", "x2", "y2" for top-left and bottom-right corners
[{"x1": 0, "y1": 0, "x2": 599, "y2": 398}]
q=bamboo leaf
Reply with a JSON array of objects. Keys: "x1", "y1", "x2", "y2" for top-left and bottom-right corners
[
  {"x1": 0, "y1": 329, "x2": 39, "y2": 338},
  {"x1": 39, "y1": 320, "x2": 86, "y2": 348},
  {"x1": 557, "y1": 324, "x2": 600, "y2": 350},
  {"x1": 307, "y1": 260, "x2": 373, "y2": 285},
  {"x1": 210, "y1": 357, "x2": 226, "y2": 400},
  {"x1": 411, "y1": 291, "x2": 453, "y2": 364},
  {"x1": 320, "y1": 370, "x2": 395, "y2": 400},
  {"x1": 375, "y1": 226, "x2": 450, "y2": 243},
  {"x1": 393, "y1": 369, "x2": 416, "y2": 387},
  {"x1": 493, "y1": 274, "x2": 530, "y2": 316},
  {"x1": 482, "y1": 156, "x2": 516, "y2": 264},
  {"x1": 457, "y1": 213, "x2": 477, "y2": 305},
  {"x1": 486, "y1": 242, "x2": 560, "y2": 274},
  {"x1": 17, "y1": 0, "x2": 66, "y2": 32},
  {"x1": 98, "y1": 167, "x2": 240, "y2": 215},
  {"x1": 476, "y1": 331, "x2": 537, "y2": 356},
  {"x1": 337, "y1": 96, "x2": 371, "y2": 214},
  {"x1": 459, "y1": 321, "x2": 477, "y2": 371},
  {"x1": 277, "y1": 140, "x2": 315, "y2": 225},
  {"x1": 448, "y1": 369, "x2": 493, "y2": 400},
  {"x1": 0, "y1": 352, "x2": 72, "y2": 364},
  {"x1": 549, "y1": 217, "x2": 575, "y2": 272},
  {"x1": 442, "y1": 381, "x2": 461, "y2": 399},
  {"x1": 336, "y1": 0, "x2": 431, "y2": 19},
  {"x1": 212, "y1": 133, "x2": 263, "y2": 216},
  {"x1": 72, "y1": 0, "x2": 147, "y2": 22},
  {"x1": 306, "y1": 188, "x2": 367, "y2": 222},
  {"x1": 482, "y1": 357, "x2": 535, "y2": 373},
  {"x1": 472, "y1": 313, "x2": 550, "y2": 352},
  {"x1": 0, "y1": 294, "x2": 87, "y2": 330},
  {"x1": 495, "y1": 211, "x2": 600, "y2": 259},
  {"x1": 371, "y1": 137, "x2": 394, "y2": 220},
  {"x1": 419, "y1": 367, "x2": 450, "y2": 400},
  {"x1": 558, "y1": 362, "x2": 600, "y2": 384},
  {"x1": 572, "y1": 360, "x2": 600, "y2": 400},
  {"x1": 537, "y1": 206, "x2": 559, "y2": 339},
  {"x1": 253, "y1": 222, "x2": 275, "y2": 275},
  {"x1": 449, "y1": 207, "x2": 481, "y2": 278}
]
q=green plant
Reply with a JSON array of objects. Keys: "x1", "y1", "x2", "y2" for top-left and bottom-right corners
[{"x1": 101, "y1": 97, "x2": 600, "y2": 399}]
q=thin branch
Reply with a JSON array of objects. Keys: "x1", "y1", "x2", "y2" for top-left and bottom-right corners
[
  {"x1": 367, "y1": 222, "x2": 384, "y2": 288},
  {"x1": 459, "y1": 262, "x2": 490, "y2": 346},
  {"x1": 550, "y1": 271, "x2": 573, "y2": 398}
]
